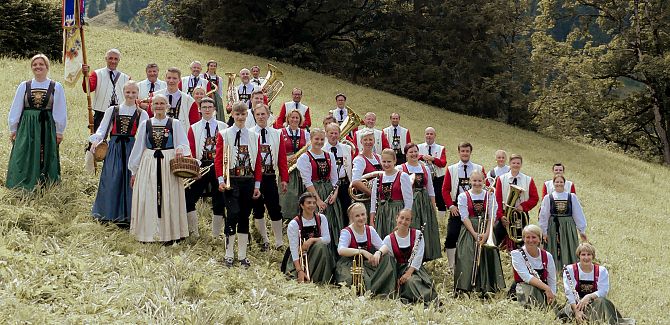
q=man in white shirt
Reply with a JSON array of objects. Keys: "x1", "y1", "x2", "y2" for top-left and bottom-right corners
[
  {"x1": 250, "y1": 65, "x2": 265, "y2": 87},
  {"x1": 138, "y1": 63, "x2": 166, "y2": 108},
  {"x1": 383, "y1": 112, "x2": 411, "y2": 164},
  {"x1": 152, "y1": 67, "x2": 199, "y2": 132},
  {"x1": 418, "y1": 127, "x2": 447, "y2": 217},
  {"x1": 180, "y1": 61, "x2": 207, "y2": 96},
  {"x1": 81, "y1": 48, "x2": 130, "y2": 131}
]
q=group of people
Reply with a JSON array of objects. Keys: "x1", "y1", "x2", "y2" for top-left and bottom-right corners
[{"x1": 5, "y1": 51, "x2": 632, "y2": 322}]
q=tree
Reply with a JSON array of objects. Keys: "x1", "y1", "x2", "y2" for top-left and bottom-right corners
[
  {"x1": 0, "y1": 0, "x2": 62, "y2": 60},
  {"x1": 88, "y1": 0, "x2": 100, "y2": 18},
  {"x1": 531, "y1": 0, "x2": 670, "y2": 164}
]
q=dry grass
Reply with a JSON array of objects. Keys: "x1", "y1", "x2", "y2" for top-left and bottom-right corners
[{"x1": 0, "y1": 26, "x2": 668, "y2": 323}]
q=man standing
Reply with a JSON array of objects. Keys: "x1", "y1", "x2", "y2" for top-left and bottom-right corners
[
  {"x1": 418, "y1": 127, "x2": 447, "y2": 217},
  {"x1": 137, "y1": 63, "x2": 166, "y2": 108},
  {"x1": 81, "y1": 49, "x2": 130, "y2": 131},
  {"x1": 152, "y1": 67, "x2": 200, "y2": 132},
  {"x1": 251, "y1": 103, "x2": 288, "y2": 251},
  {"x1": 237, "y1": 68, "x2": 257, "y2": 105},
  {"x1": 180, "y1": 61, "x2": 207, "y2": 96},
  {"x1": 353, "y1": 112, "x2": 389, "y2": 155},
  {"x1": 273, "y1": 87, "x2": 312, "y2": 129},
  {"x1": 441, "y1": 142, "x2": 486, "y2": 270},
  {"x1": 541, "y1": 163, "x2": 576, "y2": 198},
  {"x1": 250, "y1": 65, "x2": 265, "y2": 87},
  {"x1": 383, "y1": 112, "x2": 411, "y2": 164},
  {"x1": 329, "y1": 93, "x2": 356, "y2": 141}
]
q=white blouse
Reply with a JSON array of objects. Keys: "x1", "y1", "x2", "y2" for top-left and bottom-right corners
[
  {"x1": 296, "y1": 150, "x2": 338, "y2": 188},
  {"x1": 370, "y1": 171, "x2": 413, "y2": 213},
  {"x1": 128, "y1": 117, "x2": 190, "y2": 175},
  {"x1": 396, "y1": 162, "x2": 435, "y2": 196},
  {"x1": 9, "y1": 79, "x2": 67, "y2": 134},
  {"x1": 337, "y1": 225, "x2": 384, "y2": 252},
  {"x1": 457, "y1": 189, "x2": 498, "y2": 222},
  {"x1": 381, "y1": 230, "x2": 424, "y2": 271},
  {"x1": 538, "y1": 191, "x2": 587, "y2": 235},
  {"x1": 511, "y1": 246, "x2": 557, "y2": 294},
  {"x1": 89, "y1": 104, "x2": 149, "y2": 144},
  {"x1": 563, "y1": 263, "x2": 610, "y2": 304},
  {"x1": 352, "y1": 154, "x2": 379, "y2": 181},
  {"x1": 287, "y1": 214, "x2": 331, "y2": 261}
]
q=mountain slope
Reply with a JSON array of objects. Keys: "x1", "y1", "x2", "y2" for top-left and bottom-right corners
[{"x1": 0, "y1": 26, "x2": 667, "y2": 323}]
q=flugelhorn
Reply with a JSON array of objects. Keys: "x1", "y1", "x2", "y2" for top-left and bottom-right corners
[{"x1": 351, "y1": 253, "x2": 365, "y2": 295}]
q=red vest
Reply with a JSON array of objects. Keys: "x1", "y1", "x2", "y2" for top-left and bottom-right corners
[
  {"x1": 390, "y1": 229, "x2": 416, "y2": 264},
  {"x1": 513, "y1": 248, "x2": 549, "y2": 284},
  {"x1": 401, "y1": 163, "x2": 428, "y2": 188},
  {"x1": 360, "y1": 153, "x2": 382, "y2": 173},
  {"x1": 345, "y1": 226, "x2": 372, "y2": 251},
  {"x1": 574, "y1": 263, "x2": 599, "y2": 294},
  {"x1": 307, "y1": 151, "x2": 332, "y2": 181},
  {"x1": 293, "y1": 215, "x2": 322, "y2": 240},
  {"x1": 281, "y1": 128, "x2": 308, "y2": 154},
  {"x1": 465, "y1": 191, "x2": 489, "y2": 217},
  {"x1": 377, "y1": 172, "x2": 404, "y2": 201}
]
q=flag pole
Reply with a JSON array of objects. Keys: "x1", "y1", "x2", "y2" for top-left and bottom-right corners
[{"x1": 78, "y1": 1, "x2": 94, "y2": 135}]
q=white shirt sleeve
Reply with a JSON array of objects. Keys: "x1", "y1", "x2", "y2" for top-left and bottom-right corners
[
  {"x1": 538, "y1": 195, "x2": 551, "y2": 235},
  {"x1": 319, "y1": 214, "x2": 331, "y2": 244},
  {"x1": 287, "y1": 219, "x2": 300, "y2": 262},
  {"x1": 458, "y1": 192, "x2": 470, "y2": 222},
  {"x1": 329, "y1": 152, "x2": 338, "y2": 187},
  {"x1": 337, "y1": 228, "x2": 352, "y2": 252},
  {"x1": 297, "y1": 153, "x2": 313, "y2": 187},
  {"x1": 571, "y1": 194, "x2": 587, "y2": 235},
  {"x1": 128, "y1": 119, "x2": 147, "y2": 175},
  {"x1": 52, "y1": 82, "x2": 67, "y2": 134},
  {"x1": 352, "y1": 156, "x2": 365, "y2": 181},
  {"x1": 370, "y1": 177, "x2": 379, "y2": 213},
  {"x1": 172, "y1": 120, "x2": 191, "y2": 156},
  {"x1": 370, "y1": 227, "x2": 384, "y2": 250},
  {"x1": 8, "y1": 82, "x2": 26, "y2": 133},
  {"x1": 547, "y1": 252, "x2": 557, "y2": 294},
  {"x1": 89, "y1": 106, "x2": 115, "y2": 143},
  {"x1": 400, "y1": 172, "x2": 414, "y2": 209},
  {"x1": 596, "y1": 266, "x2": 609, "y2": 298},
  {"x1": 425, "y1": 165, "x2": 435, "y2": 197},
  {"x1": 381, "y1": 235, "x2": 393, "y2": 257},
  {"x1": 410, "y1": 231, "x2": 425, "y2": 271}
]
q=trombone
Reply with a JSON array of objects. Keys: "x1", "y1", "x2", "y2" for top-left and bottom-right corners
[
  {"x1": 471, "y1": 177, "x2": 498, "y2": 287},
  {"x1": 351, "y1": 253, "x2": 365, "y2": 295},
  {"x1": 299, "y1": 237, "x2": 311, "y2": 282},
  {"x1": 183, "y1": 163, "x2": 213, "y2": 188}
]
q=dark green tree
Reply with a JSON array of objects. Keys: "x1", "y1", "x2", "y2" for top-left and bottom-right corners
[
  {"x1": 88, "y1": 0, "x2": 100, "y2": 18},
  {"x1": 0, "y1": 0, "x2": 62, "y2": 60}
]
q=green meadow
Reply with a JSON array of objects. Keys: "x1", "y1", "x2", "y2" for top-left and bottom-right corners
[{"x1": 0, "y1": 26, "x2": 668, "y2": 323}]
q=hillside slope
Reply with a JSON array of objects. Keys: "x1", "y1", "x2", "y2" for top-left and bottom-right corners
[{"x1": 0, "y1": 26, "x2": 668, "y2": 323}]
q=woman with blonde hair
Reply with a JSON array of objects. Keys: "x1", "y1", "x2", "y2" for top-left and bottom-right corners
[
  {"x1": 369, "y1": 149, "x2": 413, "y2": 239},
  {"x1": 510, "y1": 224, "x2": 556, "y2": 308}
]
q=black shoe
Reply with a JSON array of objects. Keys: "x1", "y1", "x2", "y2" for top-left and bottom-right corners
[
  {"x1": 239, "y1": 258, "x2": 252, "y2": 268},
  {"x1": 261, "y1": 242, "x2": 270, "y2": 252},
  {"x1": 224, "y1": 257, "x2": 234, "y2": 268}
]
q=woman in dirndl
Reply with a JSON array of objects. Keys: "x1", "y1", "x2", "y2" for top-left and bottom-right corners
[
  {"x1": 510, "y1": 224, "x2": 557, "y2": 308},
  {"x1": 558, "y1": 243, "x2": 633, "y2": 324},
  {"x1": 90, "y1": 81, "x2": 148, "y2": 225},
  {"x1": 397, "y1": 143, "x2": 441, "y2": 261},
  {"x1": 128, "y1": 94, "x2": 191, "y2": 242},
  {"x1": 7, "y1": 54, "x2": 66, "y2": 190},
  {"x1": 336, "y1": 203, "x2": 396, "y2": 295},
  {"x1": 539, "y1": 174, "x2": 588, "y2": 271},
  {"x1": 380, "y1": 209, "x2": 437, "y2": 304},
  {"x1": 453, "y1": 170, "x2": 505, "y2": 295},
  {"x1": 369, "y1": 149, "x2": 413, "y2": 239},
  {"x1": 280, "y1": 109, "x2": 310, "y2": 220},
  {"x1": 297, "y1": 127, "x2": 343, "y2": 253}
]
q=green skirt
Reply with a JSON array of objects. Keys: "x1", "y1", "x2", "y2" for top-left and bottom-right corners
[
  {"x1": 412, "y1": 188, "x2": 441, "y2": 261},
  {"x1": 559, "y1": 297, "x2": 623, "y2": 324},
  {"x1": 546, "y1": 216, "x2": 580, "y2": 271},
  {"x1": 280, "y1": 169, "x2": 303, "y2": 221},
  {"x1": 515, "y1": 282, "x2": 549, "y2": 309},
  {"x1": 454, "y1": 217, "x2": 505, "y2": 293},
  {"x1": 282, "y1": 242, "x2": 334, "y2": 284},
  {"x1": 396, "y1": 263, "x2": 437, "y2": 303},
  {"x1": 314, "y1": 180, "x2": 344, "y2": 256},
  {"x1": 375, "y1": 200, "x2": 404, "y2": 239},
  {"x1": 6, "y1": 109, "x2": 60, "y2": 190},
  {"x1": 335, "y1": 253, "x2": 397, "y2": 296}
]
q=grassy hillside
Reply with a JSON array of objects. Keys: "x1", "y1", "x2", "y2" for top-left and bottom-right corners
[{"x1": 0, "y1": 26, "x2": 668, "y2": 323}]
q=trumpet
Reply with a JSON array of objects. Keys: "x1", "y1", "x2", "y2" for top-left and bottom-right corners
[
  {"x1": 221, "y1": 140, "x2": 231, "y2": 191},
  {"x1": 351, "y1": 253, "x2": 365, "y2": 295},
  {"x1": 183, "y1": 163, "x2": 213, "y2": 188},
  {"x1": 299, "y1": 237, "x2": 311, "y2": 282},
  {"x1": 471, "y1": 178, "x2": 498, "y2": 287}
]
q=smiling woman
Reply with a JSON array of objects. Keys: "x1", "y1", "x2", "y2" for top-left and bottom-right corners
[{"x1": 6, "y1": 54, "x2": 67, "y2": 191}]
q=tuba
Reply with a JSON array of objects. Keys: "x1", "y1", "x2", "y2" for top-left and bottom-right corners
[
  {"x1": 260, "y1": 64, "x2": 284, "y2": 105},
  {"x1": 351, "y1": 253, "x2": 365, "y2": 295},
  {"x1": 504, "y1": 184, "x2": 527, "y2": 244},
  {"x1": 224, "y1": 72, "x2": 238, "y2": 111}
]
